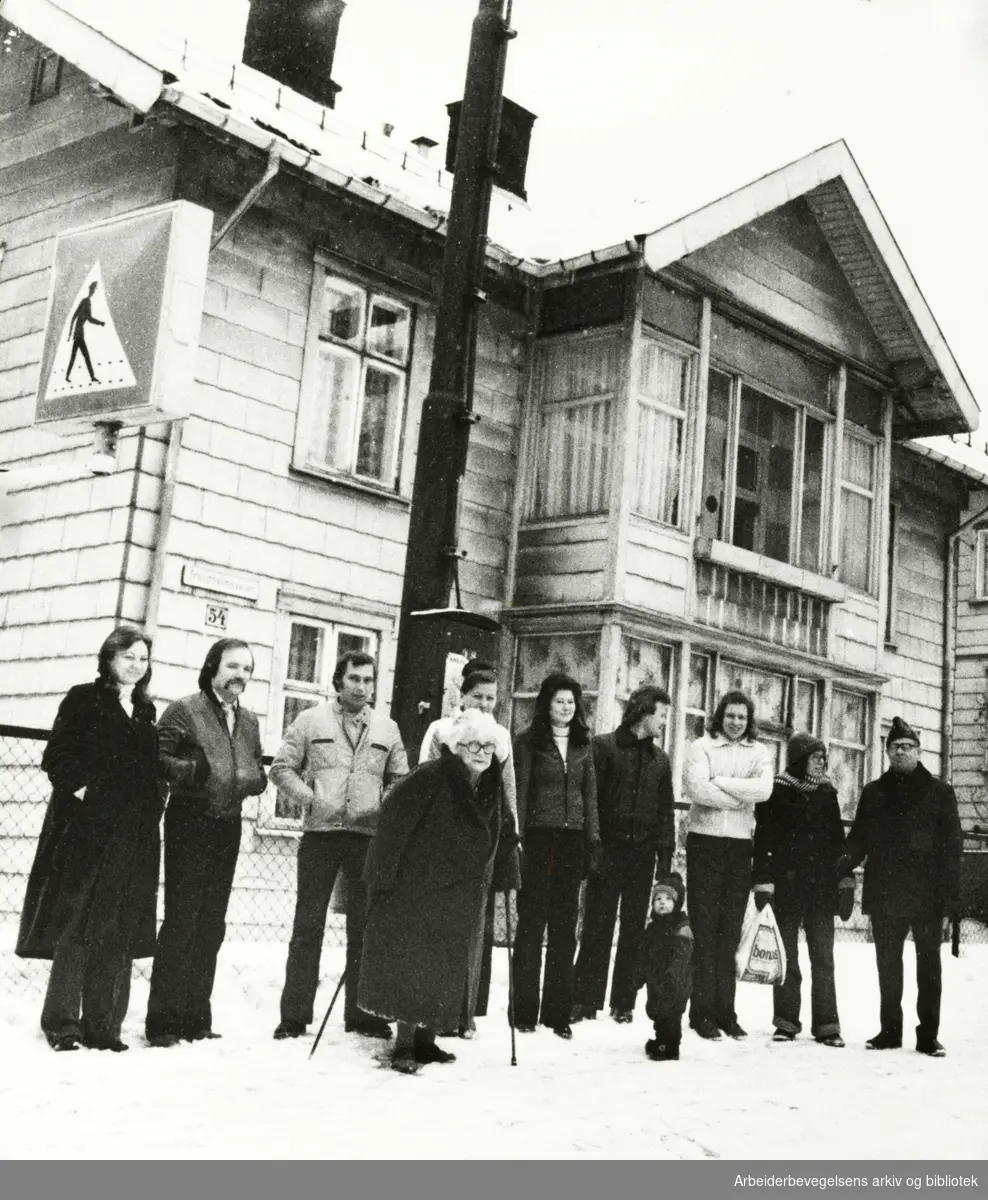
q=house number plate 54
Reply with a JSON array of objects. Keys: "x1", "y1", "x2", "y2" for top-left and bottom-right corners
[{"x1": 205, "y1": 603, "x2": 229, "y2": 631}]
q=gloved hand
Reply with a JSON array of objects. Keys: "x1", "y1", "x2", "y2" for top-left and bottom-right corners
[
  {"x1": 837, "y1": 877, "x2": 856, "y2": 921},
  {"x1": 583, "y1": 842, "x2": 603, "y2": 878},
  {"x1": 753, "y1": 886, "x2": 773, "y2": 912}
]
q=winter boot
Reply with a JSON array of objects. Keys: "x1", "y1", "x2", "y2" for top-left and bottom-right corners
[
  {"x1": 414, "y1": 1028, "x2": 457, "y2": 1065},
  {"x1": 611, "y1": 1008, "x2": 634, "y2": 1024},
  {"x1": 866, "y1": 1029, "x2": 902, "y2": 1050},
  {"x1": 645, "y1": 1038, "x2": 680, "y2": 1061},
  {"x1": 273, "y1": 1020, "x2": 306, "y2": 1040},
  {"x1": 390, "y1": 1048, "x2": 421, "y2": 1075}
]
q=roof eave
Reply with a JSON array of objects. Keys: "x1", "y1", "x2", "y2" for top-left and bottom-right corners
[{"x1": 2, "y1": 0, "x2": 164, "y2": 111}]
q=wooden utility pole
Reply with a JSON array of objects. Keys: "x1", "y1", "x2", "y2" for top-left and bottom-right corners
[{"x1": 389, "y1": 0, "x2": 514, "y2": 746}]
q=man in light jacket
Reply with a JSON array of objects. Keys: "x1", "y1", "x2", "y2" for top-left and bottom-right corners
[
  {"x1": 271, "y1": 651, "x2": 408, "y2": 1041},
  {"x1": 684, "y1": 689, "x2": 773, "y2": 1042}
]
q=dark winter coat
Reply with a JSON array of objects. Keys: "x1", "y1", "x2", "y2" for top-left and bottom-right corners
[
  {"x1": 157, "y1": 690, "x2": 267, "y2": 820},
  {"x1": 357, "y1": 752, "x2": 512, "y2": 1030},
  {"x1": 16, "y1": 681, "x2": 164, "y2": 960},
  {"x1": 635, "y1": 911, "x2": 693, "y2": 1024},
  {"x1": 752, "y1": 777, "x2": 846, "y2": 916},
  {"x1": 593, "y1": 725, "x2": 675, "y2": 864},
  {"x1": 839, "y1": 763, "x2": 961, "y2": 919},
  {"x1": 513, "y1": 731, "x2": 600, "y2": 843}
]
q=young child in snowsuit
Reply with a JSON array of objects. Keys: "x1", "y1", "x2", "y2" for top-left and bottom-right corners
[{"x1": 635, "y1": 873, "x2": 692, "y2": 1060}]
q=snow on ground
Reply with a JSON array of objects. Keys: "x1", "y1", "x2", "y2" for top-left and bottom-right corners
[{"x1": 0, "y1": 939, "x2": 985, "y2": 1161}]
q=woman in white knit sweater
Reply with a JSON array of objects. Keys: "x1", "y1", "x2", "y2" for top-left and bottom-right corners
[{"x1": 684, "y1": 690, "x2": 774, "y2": 1041}]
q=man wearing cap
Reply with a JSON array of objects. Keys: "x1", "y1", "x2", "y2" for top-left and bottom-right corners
[{"x1": 838, "y1": 717, "x2": 962, "y2": 1058}]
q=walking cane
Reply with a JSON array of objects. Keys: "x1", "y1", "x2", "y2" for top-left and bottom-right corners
[
  {"x1": 504, "y1": 890, "x2": 517, "y2": 1067},
  {"x1": 309, "y1": 968, "x2": 347, "y2": 1061}
]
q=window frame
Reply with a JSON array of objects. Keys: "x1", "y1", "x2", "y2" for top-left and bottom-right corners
[
  {"x1": 828, "y1": 687, "x2": 873, "y2": 821},
  {"x1": 525, "y1": 327, "x2": 623, "y2": 523},
  {"x1": 836, "y1": 425, "x2": 881, "y2": 595},
  {"x1": 631, "y1": 329, "x2": 696, "y2": 530},
  {"x1": 974, "y1": 528, "x2": 988, "y2": 602},
  {"x1": 294, "y1": 262, "x2": 415, "y2": 495},
  {"x1": 703, "y1": 361, "x2": 835, "y2": 576}
]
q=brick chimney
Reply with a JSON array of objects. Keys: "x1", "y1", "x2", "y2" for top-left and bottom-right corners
[{"x1": 243, "y1": 0, "x2": 346, "y2": 109}]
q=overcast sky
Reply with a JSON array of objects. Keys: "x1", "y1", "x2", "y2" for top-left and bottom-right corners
[{"x1": 148, "y1": 0, "x2": 988, "y2": 425}]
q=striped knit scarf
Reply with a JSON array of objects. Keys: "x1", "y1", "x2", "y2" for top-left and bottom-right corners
[{"x1": 774, "y1": 771, "x2": 823, "y2": 794}]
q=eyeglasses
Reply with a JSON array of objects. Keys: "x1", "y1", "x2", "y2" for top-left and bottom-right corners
[
  {"x1": 462, "y1": 741, "x2": 497, "y2": 755},
  {"x1": 888, "y1": 742, "x2": 918, "y2": 753}
]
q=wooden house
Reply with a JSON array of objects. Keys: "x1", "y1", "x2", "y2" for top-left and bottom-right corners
[{"x1": 1, "y1": 0, "x2": 985, "y2": 862}]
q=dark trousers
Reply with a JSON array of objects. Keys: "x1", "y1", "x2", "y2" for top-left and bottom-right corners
[
  {"x1": 871, "y1": 912, "x2": 943, "y2": 1042},
  {"x1": 573, "y1": 839, "x2": 657, "y2": 1014},
  {"x1": 772, "y1": 903, "x2": 839, "y2": 1039},
  {"x1": 474, "y1": 890, "x2": 496, "y2": 1018},
  {"x1": 146, "y1": 805, "x2": 241, "y2": 1039},
  {"x1": 512, "y1": 828, "x2": 584, "y2": 1029},
  {"x1": 280, "y1": 831, "x2": 374, "y2": 1027},
  {"x1": 686, "y1": 833, "x2": 751, "y2": 1028},
  {"x1": 42, "y1": 933, "x2": 131, "y2": 1043}
]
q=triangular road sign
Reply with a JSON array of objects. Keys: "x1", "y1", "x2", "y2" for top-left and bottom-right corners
[{"x1": 43, "y1": 261, "x2": 136, "y2": 401}]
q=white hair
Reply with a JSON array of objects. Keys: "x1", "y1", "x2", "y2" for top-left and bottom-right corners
[{"x1": 438, "y1": 708, "x2": 503, "y2": 753}]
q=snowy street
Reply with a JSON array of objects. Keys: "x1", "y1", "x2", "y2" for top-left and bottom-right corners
[{"x1": 1, "y1": 938, "x2": 985, "y2": 1160}]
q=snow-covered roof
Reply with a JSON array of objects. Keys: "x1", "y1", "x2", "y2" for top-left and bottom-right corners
[{"x1": 4, "y1": 0, "x2": 980, "y2": 441}]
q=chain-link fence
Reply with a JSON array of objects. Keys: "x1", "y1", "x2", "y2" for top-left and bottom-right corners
[{"x1": 1, "y1": 725, "x2": 986, "y2": 1000}]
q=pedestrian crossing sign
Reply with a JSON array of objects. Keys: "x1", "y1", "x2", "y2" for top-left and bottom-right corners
[{"x1": 34, "y1": 201, "x2": 212, "y2": 434}]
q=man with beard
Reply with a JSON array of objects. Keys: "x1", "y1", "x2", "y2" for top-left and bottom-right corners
[{"x1": 146, "y1": 639, "x2": 267, "y2": 1047}]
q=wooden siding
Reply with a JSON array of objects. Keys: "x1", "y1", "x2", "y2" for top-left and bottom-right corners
[
  {"x1": 514, "y1": 520, "x2": 609, "y2": 605},
  {"x1": 0, "y1": 60, "x2": 180, "y2": 724},
  {"x1": 948, "y1": 489, "x2": 988, "y2": 828},
  {"x1": 623, "y1": 517, "x2": 690, "y2": 617},
  {"x1": 875, "y1": 451, "x2": 967, "y2": 777},
  {"x1": 681, "y1": 199, "x2": 889, "y2": 372}
]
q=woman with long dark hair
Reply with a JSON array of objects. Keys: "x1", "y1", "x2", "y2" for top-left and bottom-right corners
[
  {"x1": 684, "y1": 689, "x2": 773, "y2": 1041},
  {"x1": 16, "y1": 626, "x2": 163, "y2": 1051},
  {"x1": 512, "y1": 672, "x2": 599, "y2": 1039}
]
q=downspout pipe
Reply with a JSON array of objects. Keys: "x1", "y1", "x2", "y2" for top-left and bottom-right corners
[
  {"x1": 943, "y1": 494, "x2": 988, "y2": 783},
  {"x1": 143, "y1": 420, "x2": 183, "y2": 638},
  {"x1": 210, "y1": 147, "x2": 281, "y2": 253}
]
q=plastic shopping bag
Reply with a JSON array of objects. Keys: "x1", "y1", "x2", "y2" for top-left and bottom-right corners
[{"x1": 735, "y1": 899, "x2": 787, "y2": 985}]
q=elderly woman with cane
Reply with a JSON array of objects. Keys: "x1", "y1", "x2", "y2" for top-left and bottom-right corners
[
  {"x1": 358, "y1": 709, "x2": 521, "y2": 1074},
  {"x1": 419, "y1": 658, "x2": 517, "y2": 1037}
]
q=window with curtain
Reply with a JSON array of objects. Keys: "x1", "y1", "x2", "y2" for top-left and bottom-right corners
[
  {"x1": 839, "y1": 431, "x2": 877, "y2": 592},
  {"x1": 528, "y1": 332, "x2": 619, "y2": 520},
  {"x1": 633, "y1": 337, "x2": 692, "y2": 527},
  {"x1": 295, "y1": 269, "x2": 412, "y2": 490}
]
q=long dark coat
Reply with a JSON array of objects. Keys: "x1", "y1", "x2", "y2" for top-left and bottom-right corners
[
  {"x1": 16, "y1": 681, "x2": 164, "y2": 960},
  {"x1": 840, "y1": 763, "x2": 961, "y2": 919},
  {"x1": 357, "y1": 752, "x2": 508, "y2": 1030},
  {"x1": 752, "y1": 777, "x2": 846, "y2": 917}
]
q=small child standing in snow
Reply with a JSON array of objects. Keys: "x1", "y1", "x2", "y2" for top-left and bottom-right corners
[{"x1": 635, "y1": 874, "x2": 692, "y2": 1061}]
